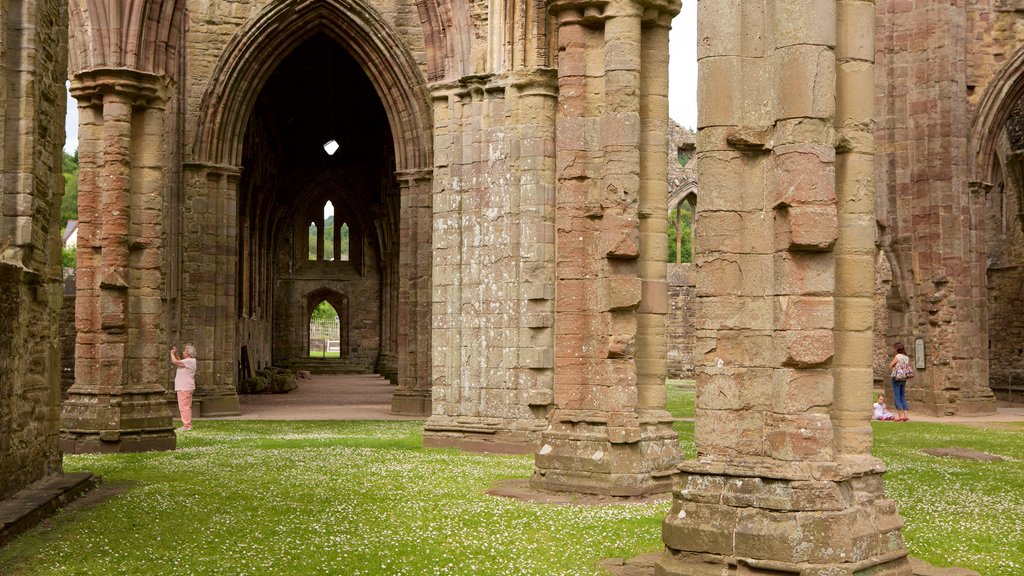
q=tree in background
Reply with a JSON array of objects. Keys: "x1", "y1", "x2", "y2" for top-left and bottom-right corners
[
  {"x1": 667, "y1": 203, "x2": 692, "y2": 264},
  {"x1": 61, "y1": 150, "x2": 78, "y2": 229},
  {"x1": 311, "y1": 301, "x2": 336, "y2": 321},
  {"x1": 60, "y1": 150, "x2": 79, "y2": 268}
]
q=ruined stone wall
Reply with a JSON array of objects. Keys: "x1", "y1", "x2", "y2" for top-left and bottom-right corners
[
  {"x1": 0, "y1": 0, "x2": 68, "y2": 500},
  {"x1": 273, "y1": 251, "x2": 383, "y2": 370},
  {"x1": 875, "y1": 0, "x2": 995, "y2": 415},
  {"x1": 966, "y1": 2, "x2": 1024, "y2": 114},
  {"x1": 665, "y1": 264, "x2": 694, "y2": 379},
  {"x1": 181, "y1": 0, "x2": 426, "y2": 148}
]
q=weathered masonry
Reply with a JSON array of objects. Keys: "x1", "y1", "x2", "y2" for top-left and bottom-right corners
[{"x1": 5, "y1": 0, "x2": 1024, "y2": 571}]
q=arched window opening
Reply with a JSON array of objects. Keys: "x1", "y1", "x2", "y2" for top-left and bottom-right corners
[
  {"x1": 668, "y1": 200, "x2": 694, "y2": 264},
  {"x1": 309, "y1": 300, "x2": 340, "y2": 357},
  {"x1": 324, "y1": 201, "x2": 335, "y2": 261},
  {"x1": 307, "y1": 222, "x2": 318, "y2": 261},
  {"x1": 339, "y1": 222, "x2": 350, "y2": 261}
]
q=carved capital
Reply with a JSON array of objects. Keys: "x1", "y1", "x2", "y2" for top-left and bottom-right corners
[{"x1": 70, "y1": 69, "x2": 171, "y2": 109}]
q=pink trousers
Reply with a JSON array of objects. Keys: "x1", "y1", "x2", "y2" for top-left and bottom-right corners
[{"x1": 176, "y1": 390, "x2": 194, "y2": 429}]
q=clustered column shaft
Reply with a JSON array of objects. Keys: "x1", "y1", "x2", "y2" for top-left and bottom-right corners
[
  {"x1": 531, "y1": 0, "x2": 682, "y2": 497},
  {"x1": 61, "y1": 71, "x2": 176, "y2": 453}
]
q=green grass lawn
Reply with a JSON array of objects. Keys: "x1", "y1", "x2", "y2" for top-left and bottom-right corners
[
  {"x1": 1, "y1": 387, "x2": 1021, "y2": 575},
  {"x1": 309, "y1": 350, "x2": 341, "y2": 358}
]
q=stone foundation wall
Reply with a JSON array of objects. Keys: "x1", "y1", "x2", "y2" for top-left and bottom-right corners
[
  {"x1": 0, "y1": 0, "x2": 68, "y2": 500},
  {"x1": 666, "y1": 264, "x2": 694, "y2": 379}
]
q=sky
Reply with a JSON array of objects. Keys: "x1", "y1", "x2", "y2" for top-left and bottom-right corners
[{"x1": 63, "y1": 1, "x2": 698, "y2": 154}]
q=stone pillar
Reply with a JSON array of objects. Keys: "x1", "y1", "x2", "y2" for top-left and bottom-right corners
[
  {"x1": 178, "y1": 164, "x2": 242, "y2": 417},
  {"x1": 659, "y1": 1, "x2": 910, "y2": 573},
  {"x1": 62, "y1": 70, "x2": 176, "y2": 453},
  {"x1": 530, "y1": 0, "x2": 682, "y2": 496},
  {"x1": 391, "y1": 169, "x2": 433, "y2": 415},
  {"x1": 423, "y1": 71, "x2": 558, "y2": 452}
]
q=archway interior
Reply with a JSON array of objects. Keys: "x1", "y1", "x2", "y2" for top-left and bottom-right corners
[
  {"x1": 309, "y1": 300, "x2": 340, "y2": 357},
  {"x1": 986, "y1": 95, "x2": 1024, "y2": 400},
  {"x1": 235, "y1": 32, "x2": 398, "y2": 378}
]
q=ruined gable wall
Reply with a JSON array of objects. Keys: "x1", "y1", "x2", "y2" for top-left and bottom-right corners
[{"x1": 0, "y1": 0, "x2": 68, "y2": 500}]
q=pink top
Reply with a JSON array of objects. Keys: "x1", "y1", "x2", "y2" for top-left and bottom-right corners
[{"x1": 174, "y1": 357, "x2": 197, "y2": 391}]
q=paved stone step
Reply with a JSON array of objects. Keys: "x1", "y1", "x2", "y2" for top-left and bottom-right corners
[
  {"x1": 279, "y1": 359, "x2": 372, "y2": 374},
  {"x1": 0, "y1": 472, "x2": 97, "y2": 547}
]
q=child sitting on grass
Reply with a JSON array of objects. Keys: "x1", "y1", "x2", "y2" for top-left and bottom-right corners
[{"x1": 872, "y1": 394, "x2": 896, "y2": 421}]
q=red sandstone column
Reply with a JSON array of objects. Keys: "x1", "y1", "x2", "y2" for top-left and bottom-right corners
[
  {"x1": 531, "y1": 0, "x2": 682, "y2": 497},
  {"x1": 61, "y1": 71, "x2": 176, "y2": 453}
]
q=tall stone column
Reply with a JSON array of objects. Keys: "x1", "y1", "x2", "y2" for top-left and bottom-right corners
[
  {"x1": 424, "y1": 71, "x2": 559, "y2": 452},
  {"x1": 659, "y1": 1, "x2": 910, "y2": 573},
  {"x1": 177, "y1": 164, "x2": 242, "y2": 417},
  {"x1": 531, "y1": 0, "x2": 682, "y2": 496},
  {"x1": 61, "y1": 70, "x2": 176, "y2": 453},
  {"x1": 391, "y1": 169, "x2": 433, "y2": 415}
]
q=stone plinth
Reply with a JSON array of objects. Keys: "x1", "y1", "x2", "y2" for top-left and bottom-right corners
[{"x1": 660, "y1": 462, "x2": 910, "y2": 575}]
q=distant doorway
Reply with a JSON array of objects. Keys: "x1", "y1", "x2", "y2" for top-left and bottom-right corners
[{"x1": 309, "y1": 300, "x2": 340, "y2": 358}]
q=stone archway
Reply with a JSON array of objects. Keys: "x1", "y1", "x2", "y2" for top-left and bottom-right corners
[
  {"x1": 305, "y1": 288, "x2": 351, "y2": 359},
  {"x1": 180, "y1": 0, "x2": 434, "y2": 416}
]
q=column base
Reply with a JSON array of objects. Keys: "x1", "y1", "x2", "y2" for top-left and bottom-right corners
[
  {"x1": 659, "y1": 463, "x2": 911, "y2": 576},
  {"x1": 531, "y1": 418, "x2": 682, "y2": 497},
  {"x1": 391, "y1": 390, "x2": 431, "y2": 416},
  {"x1": 911, "y1": 389, "x2": 996, "y2": 417},
  {"x1": 61, "y1": 388, "x2": 176, "y2": 454},
  {"x1": 423, "y1": 415, "x2": 547, "y2": 454},
  {"x1": 198, "y1": 392, "x2": 240, "y2": 417}
]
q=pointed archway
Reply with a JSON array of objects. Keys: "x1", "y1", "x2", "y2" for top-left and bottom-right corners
[{"x1": 175, "y1": 0, "x2": 433, "y2": 417}]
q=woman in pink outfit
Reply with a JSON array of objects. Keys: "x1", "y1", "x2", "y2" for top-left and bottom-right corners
[{"x1": 171, "y1": 344, "x2": 197, "y2": 431}]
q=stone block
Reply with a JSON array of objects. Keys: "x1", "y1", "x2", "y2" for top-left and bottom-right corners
[
  {"x1": 696, "y1": 211, "x2": 774, "y2": 255},
  {"x1": 775, "y1": 205, "x2": 838, "y2": 252},
  {"x1": 833, "y1": 296, "x2": 873, "y2": 332},
  {"x1": 837, "y1": 60, "x2": 874, "y2": 124},
  {"x1": 602, "y1": 277, "x2": 642, "y2": 311},
  {"x1": 764, "y1": 412, "x2": 834, "y2": 461},
  {"x1": 773, "y1": 44, "x2": 836, "y2": 120},
  {"x1": 774, "y1": 295, "x2": 834, "y2": 330},
  {"x1": 695, "y1": 366, "x2": 774, "y2": 411},
  {"x1": 768, "y1": 145, "x2": 836, "y2": 207},
  {"x1": 777, "y1": 329, "x2": 834, "y2": 367},
  {"x1": 695, "y1": 0, "x2": 742, "y2": 59},
  {"x1": 695, "y1": 296, "x2": 774, "y2": 330},
  {"x1": 773, "y1": 252, "x2": 835, "y2": 295},
  {"x1": 775, "y1": 0, "x2": 836, "y2": 49},
  {"x1": 697, "y1": 56, "x2": 741, "y2": 127},
  {"x1": 694, "y1": 409, "x2": 764, "y2": 457},
  {"x1": 771, "y1": 368, "x2": 834, "y2": 412},
  {"x1": 662, "y1": 499, "x2": 738, "y2": 556}
]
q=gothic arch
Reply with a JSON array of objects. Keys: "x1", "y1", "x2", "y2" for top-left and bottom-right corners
[
  {"x1": 191, "y1": 0, "x2": 432, "y2": 172},
  {"x1": 970, "y1": 43, "x2": 1024, "y2": 184}
]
